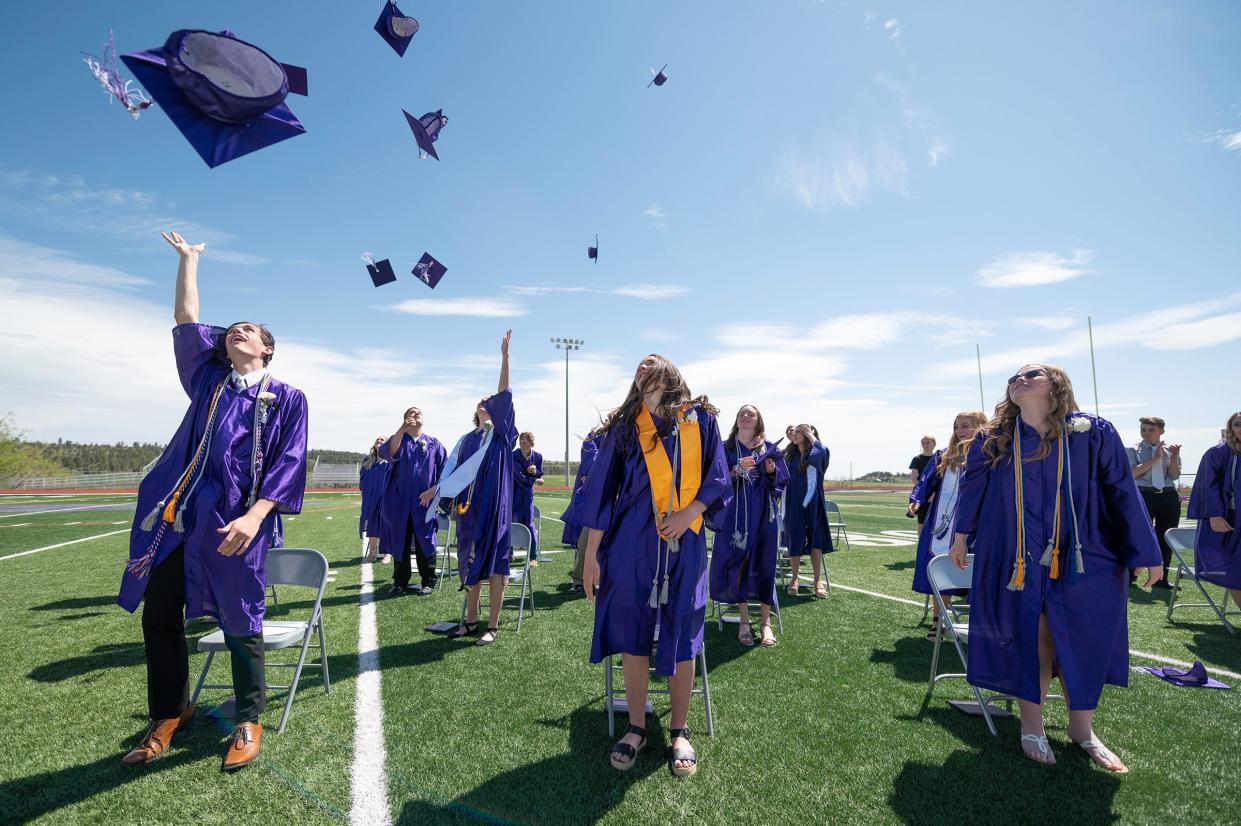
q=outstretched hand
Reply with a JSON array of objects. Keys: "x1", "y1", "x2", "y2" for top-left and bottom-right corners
[
  {"x1": 500, "y1": 329, "x2": 512, "y2": 357},
  {"x1": 162, "y1": 231, "x2": 205, "y2": 258}
]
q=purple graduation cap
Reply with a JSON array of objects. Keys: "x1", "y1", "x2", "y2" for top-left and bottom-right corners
[
  {"x1": 121, "y1": 29, "x2": 309, "y2": 168},
  {"x1": 363, "y1": 252, "x2": 397, "y2": 287},
  {"x1": 1137, "y1": 661, "x2": 1230, "y2": 690},
  {"x1": 648, "y1": 64, "x2": 669, "y2": 87},
  {"x1": 412, "y1": 252, "x2": 446, "y2": 288},
  {"x1": 83, "y1": 29, "x2": 152, "y2": 119},
  {"x1": 403, "y1": 108, "x2": 447, "y2": 160},
  {"x1": 587, "y1": 234, "x2": 599, "y2": 263},
  {"x1": 374, "y1": 1, "x2": 420, "y2": 56},
  {"x1": 754, "y1": 437, "x2": 786, "y2": 467}
]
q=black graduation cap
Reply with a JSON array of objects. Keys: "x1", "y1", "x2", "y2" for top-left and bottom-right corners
[
  {"x1": 648, "y1": 64, "x2": 668, "y2": 87},
  {"x1": 587, "y1": 234, "x2": 598, "y2": 263},
  {"x1": 121, "y1": 29, "x2": 309, "y2": 168},
  {"x1": 374, "y1": 1, "x2": 419, "y2": 56},
  {"x1": 363, "y1": 253, "x2": 397, "y2": 287},
  {"x1": 403, "y1": 108, "x2": 447, "y2": 160},
  {"x1": 412, "y1": 252, "x2": 446, "y2": 288}
]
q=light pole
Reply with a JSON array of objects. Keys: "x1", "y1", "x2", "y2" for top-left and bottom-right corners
[{"x1": 550, "y1": 337, "x2": 584, "y2": 487}]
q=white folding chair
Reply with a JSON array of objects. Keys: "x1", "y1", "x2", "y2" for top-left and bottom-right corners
[
  {"x1": 926, "y1": 553, "x2": 1013, "y2": 737},
  {"x1": 825, "y1": 500, "x2": 851, "y2": 551},
  {"x1": 1165, "y1": 527, "x2": 1237, "y2": 634},
  {"x1": 191, "y1": 548, "x2": 332, "y2": 733},
  {"x1": 459, "y1": 522, "x2": 535, "y2": 632},
  {"x1": 604, "y1": 643, "x2": 714, "y2": 739},
  {"x1": 715, "y1": 580, "x2": 783, "y2": 635},
  {"x1": 436, "y1": 514, "x2": 459, "y2": 591}
]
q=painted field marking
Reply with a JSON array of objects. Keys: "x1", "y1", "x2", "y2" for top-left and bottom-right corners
[
  {"x1": 0, "y1": 528, "x2": 131, "y2": 562},
  {"x1": 350, "y1": 559, "x2": 391, "y2": 826},
  {"x1": 0, "y1": 504, "x2": 125, "y2": 519}
]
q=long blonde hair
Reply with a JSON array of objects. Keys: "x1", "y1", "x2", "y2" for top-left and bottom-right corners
[
  {"x1": 597, "y1": 354, "x2": 717, "y2": 450},
  {"x1": 981, "y1": 364, "x2": 1080, "y2": 468},
  {"x1": 1224, "y1": 411, "x2": 1241, "y2": 454},
  {"x1": 939, "y1": 411, "x2": 988, "y2": 475}
]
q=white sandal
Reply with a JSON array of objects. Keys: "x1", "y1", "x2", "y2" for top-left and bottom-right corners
[
  {"x1": 1020, "y1": 734, "x2": 1054, "y2": 765},
  {"x1": 1074, "y1": 739, "x2": 1129, "y2": 774}
]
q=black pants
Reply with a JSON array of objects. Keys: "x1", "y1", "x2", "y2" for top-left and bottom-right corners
[
  {"x1": 142, "y1": 544, "x2": 267, "y2": 723},
  {"x1": 394, "y1": 514, "x2": 438, "y2": 589},
  {"x1": 1140, "y1": 487, "x2": 1181, "y2": 570}
]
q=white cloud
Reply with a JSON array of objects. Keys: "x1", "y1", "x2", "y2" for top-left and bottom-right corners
[
  {"x1": 1143, "y1": 311, "x2": 1241, "y2": 350},
  {"x1": 642, "y1": 203, "x2": 668, "y2": 228},
  {"x1": 382, "y1": 298, "x2": 528, "y2": 317},
  {"x1": 975, "y1": 248, "x2": 1094, "y2": 288},
  {"x1": 1021, "y1": 314, "x2": 1078, "y2": 331},
  {"x1": 1199, "y1": 129, "x2": 1241, "y2": 151},
  {"x1": 503, "y1": 283, "x2": 690, "y2": 301},
  {"x1": 884, "y1": 18, "x2": 901, "y2": 38},
  {"x1": 612, "y1": 285, "x2": 689, "y2": 300}
]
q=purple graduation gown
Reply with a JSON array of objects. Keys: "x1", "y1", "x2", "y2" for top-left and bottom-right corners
[
  {"x1": 578, "y1": 407, "x2": 730, "y2": 676},
  {"x1": 377, "y1": 433, "x2": 446, "y2": 561},
  {"x1": 561, "y1": 435, "x2": 601, "y2": 546},
  {"x1": 511, "y1": 447, "x2": 544, "y2": 557},
  {"x1": 709, "y1": 439, "x2": 789, "y2": 605},
  {"x1": 117, "y1": 323, "x2": 309, "y2": 637},
  {"x1": 909, "y1": 451, "x2": 967, "y2": 596},
  {"x1": 359, "y1": 460, "x2": 390, "y2": 539},
  {"x1": 783, "y1": 441, "x2": 834, "y2": 556},
  {"x1": 456, "y1": 389, "x2": 518, "y2": 586},
  {"x1": 1187, "y1": 443, "x2": 1241, "y2": 588},
  {"x1": 955, "y1": 415, "x2": 1161, "y2": 710}
]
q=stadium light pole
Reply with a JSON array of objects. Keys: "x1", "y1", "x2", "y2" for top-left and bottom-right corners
[{"x1": 550, "y1": 337, "x2": 584, "y2": 487}]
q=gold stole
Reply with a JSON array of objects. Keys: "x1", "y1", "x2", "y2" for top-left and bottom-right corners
[{"x1": 636, "y1": 404, "x2": 703, "y2": 533}]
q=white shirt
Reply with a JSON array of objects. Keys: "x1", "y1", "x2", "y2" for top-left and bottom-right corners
[
  {"x1": 930, "y1": 467, "x2": 961, "y2": 556},
  {"x1": 229, "y1": 367, "x2": 269, "y2": 390}
]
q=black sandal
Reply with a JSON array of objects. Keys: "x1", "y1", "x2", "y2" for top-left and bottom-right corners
[
  {"x1": 667, "y1": 726, "x2": 697, "y2": 777},
  {"x1": 925, "y1": 618, "x2": 939, "y2": 641},
  {"x1": 453, "y1": 620, "x2": 480, "y2": 638},
  {"x1": 475, "y1": 626, "x2": 500, "y2": 646},
  {"x1": 609, "y1": 724, "x2": 647, "y2": 771}
]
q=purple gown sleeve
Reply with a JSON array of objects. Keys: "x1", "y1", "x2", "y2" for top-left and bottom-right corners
[
  {"x1": 512, "y1": 449, "x2": 536, "y2": 490},
  {"x1": 577, "y1": 428, "x2": 623, "y2": 532},
  {"x1": 485, "y1": 388, "x2": 517, "y2": 448},
  {"x1": 378, "y1": 437, "x2": 398, "y2": 463},
  {"x1": 696, "y1": 412, "x2": 732, "y2": 526},
  {"x1": 533, "y1": 451, "x2": 545, "y2": 480},
  {"x1": 258, "y1": 389, "x2": 309, "y2": 514},
  {"x1": 432, "y1": 440, "x2": 447, "y2": 484},
  {"x1": 1096, "y1": 419, "x2": 1162, "y2": 568},
  {"x1": 172, "y1": 323, "x2": 229, "y2": 397},
  {"x1": 954, "y1": 434, "x2": 990, "y2": 536},
  {"x1": 1187, "y1": 446, "x2": 1225, "y2": 520},
  {"x1": 764, "y1": 445, "x2": 790, "y2": 498},
  {"x1": 910, "y1": 451, "x2": 942, "y2": 506}
]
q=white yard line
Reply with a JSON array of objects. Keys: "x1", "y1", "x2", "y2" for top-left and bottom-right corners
[
  {"x1": 0, "y1": 528, "x2": 131, "y2": 561},
  {"x1": 813, "y1": 577, "x2": 1241, "y2": 681},
  {"x1": 0, "y1": 504, "x2": 127, "y2": 519},
  {"x1": 350, "y1": 559, "x2": 391, "y2": 826}
]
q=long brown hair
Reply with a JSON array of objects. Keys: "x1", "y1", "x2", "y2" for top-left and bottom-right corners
[
  {"x1": 783, "y1": 423, "x2": 816, "y2": 471},
  {"x1": 596, "y1": 354, "x2": 717, "y2": 449},
  {"x1": 1224, "y1": 411, "x2": 1241, "y2": 454},
  {"x1": 938, "y1": 411, "x2": 988, "y2": 474},
  {"x1": 726, "y1": 404, "x2": 766, "y2": 451},
  {"x1": 981, "y1": 364, "x2": 1080, "y2": 468}
]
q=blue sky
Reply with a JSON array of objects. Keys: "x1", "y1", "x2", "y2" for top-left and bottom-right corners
[{"x1": 1, "y1": 0, "x2": 1239, "y2": 479}]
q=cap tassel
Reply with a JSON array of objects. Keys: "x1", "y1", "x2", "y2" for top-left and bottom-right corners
[
  {"x1": 1049, "y1": 547, "x2": 1060, "y2": 580},
  {"x1": 173, "y1": 505, "x2": 186, "y2": 534},
  {"x1": 658, "y1": 575, "x2": 670, "y2": 606},
  {"x1": 1006, "y1": 552, "x2": 1026, "y2": 591},
  {"x1": 648, "y1": 579, "x2": 660, "y2": 609},
  {"x1": 140, "y1": 502, "x2": 163, "y2": 532},
  {"x1": 1039, "y1": 540, "x2": 1055, "y2": 567},
  {"x1": 1074, "y1": 544, "x2": 1085, "y2": 575}
]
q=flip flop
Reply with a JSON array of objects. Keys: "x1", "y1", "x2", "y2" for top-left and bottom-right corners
[{"x1": 1074, "y1": 739, "x2": 1129, "y2": 774}]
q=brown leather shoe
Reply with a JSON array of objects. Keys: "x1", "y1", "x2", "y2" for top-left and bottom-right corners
[
  {"x1": 121, "y1": 704, "x2": 195, "y2": 765},
  {"x1": 221, "y1": 721, "x2": 263, "y2": 772}
]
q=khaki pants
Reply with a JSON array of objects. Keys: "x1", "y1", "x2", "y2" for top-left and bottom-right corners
[{"x1": 571, "y1": 531, "x2": 590, "y2": 585}]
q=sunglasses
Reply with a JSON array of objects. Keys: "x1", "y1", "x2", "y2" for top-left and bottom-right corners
[{"x1": 1006, "y1": 368, "x2": 1046, "y2": 386}]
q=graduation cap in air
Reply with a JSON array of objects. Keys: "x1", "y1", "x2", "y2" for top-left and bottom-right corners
[
  {"x1": 1136, "y1": 661, "x2": 1230, "y2": 690},
  {"x1": 648, "y1": 64, "x2": 669, "y2": 87},
  {"x1": 374, "y1": 1, "x2": 420, "y2": 56},
  {"x1": 412, "y1": 252, "x2": 446, "y2": 288},
  {"x1": 587, "y1": 234, "x2": 599, "y2": 263},
  {"x1": 362, "y1": 252, "x2": 397, "y2": 287},
  {"x1": 121, "y1": 29, "x2": 308, "y2": 168},
  {"x1": 403, "y1": 109, "x2": 447, "y2": 160}
]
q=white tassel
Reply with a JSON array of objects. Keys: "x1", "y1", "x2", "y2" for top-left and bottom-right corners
[
  {"x1": 1039, "y1": 539, "x2": 1055, "y2": 567},
  {"x1": 659, "y1": 576, "x2": 670, "y2": 606},
  {"x1": 1074, "y1": 544, "x2": 1085, "y2": 574},
  {"x1": 173, "y1": 507, "x2": 185, "y2": 533},
  {"x1": 140, "y1": 503, "x2": 162, "y2": 532},
  {"x1": 648, "y1": 580, "x2": 660, "y2": 609}
]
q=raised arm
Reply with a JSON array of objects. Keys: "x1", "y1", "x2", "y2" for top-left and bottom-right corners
[
  {"x1": 163, "y1": 231, "x2": 205, "y2": 325},
  {"x1": 497, "y1": 329, "x2": 511, "y2": 393}
]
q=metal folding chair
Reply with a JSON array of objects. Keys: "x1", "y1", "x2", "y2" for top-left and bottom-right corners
[
  {"x1": 436, "y1": 515, "x2": 459, "y2": 591},
  {"x1": 715, "y1": 580, "x2": 783, "y2": 635},
  {"x1": 459, "y1": 522, "x2": 535, "y2": 632},
  {"x1": 191, "y1": 548, "x2": 332, "y2": 733},
  {"x1": 825, "y1": 500, "x2": 851, "y2": 551},
  {"x1": 1165, "y1": 527, "x2": 1237, "y2": 634},
  {"x1": 604, "y1": 643, "x2": 714, "y2": 738}
]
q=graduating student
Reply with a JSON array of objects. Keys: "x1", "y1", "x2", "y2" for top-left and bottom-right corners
[
  {"x1": 581, "y1": 354, "x2": 730, "y2": 777},
  {"x1": 907, "y1": 412, "x2": 987, "y2": 639},
  {"x1": 709, "y1": 405, "x2": 788, "y2": 646},
  {"x1": 420, "y1": 331, "x2": 517, "y2": 646},
  {"x1": 511, "y1": 431, "x2": 545, "y2": 566},
  {"x1": 359, "y1": 437, "x2": 390, "y2": 561},
  {"x1": 1187, "y1": 411, "x2": 1241, "y2": 607},
  {"x1": 948, "y1": 364, "x2": 1162, "y2": 772},
  {"x1": 117, "y1": 232, "x2": 308, "y2": 772},
  {"x1": 374, "y1": 407, "x2": 447, "y2": 595},
  {"x1": 783, "y1": 423, "x2": 833, "y2": 598},
  {"x1": 562, "y1": 430, "x2": 602, "y2": 593}
]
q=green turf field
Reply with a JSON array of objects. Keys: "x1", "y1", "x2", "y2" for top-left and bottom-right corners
[{"x1": 0, "y1": 490, "x2": 1237, "y2": 825}]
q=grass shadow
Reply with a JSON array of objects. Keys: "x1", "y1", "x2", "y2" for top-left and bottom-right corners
[
  {"x1": 869, "y1": 635, "x2": 941, "y2": 685},
  {"x1": 884, "y1": 559, "x2": 916, "y2": 572},
  {"x1": 29, "y1": 595, "x2": 117, "y2": 612},
  {"x1": 28, "y1": 642, "x2": 145, "y2": 683}
]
